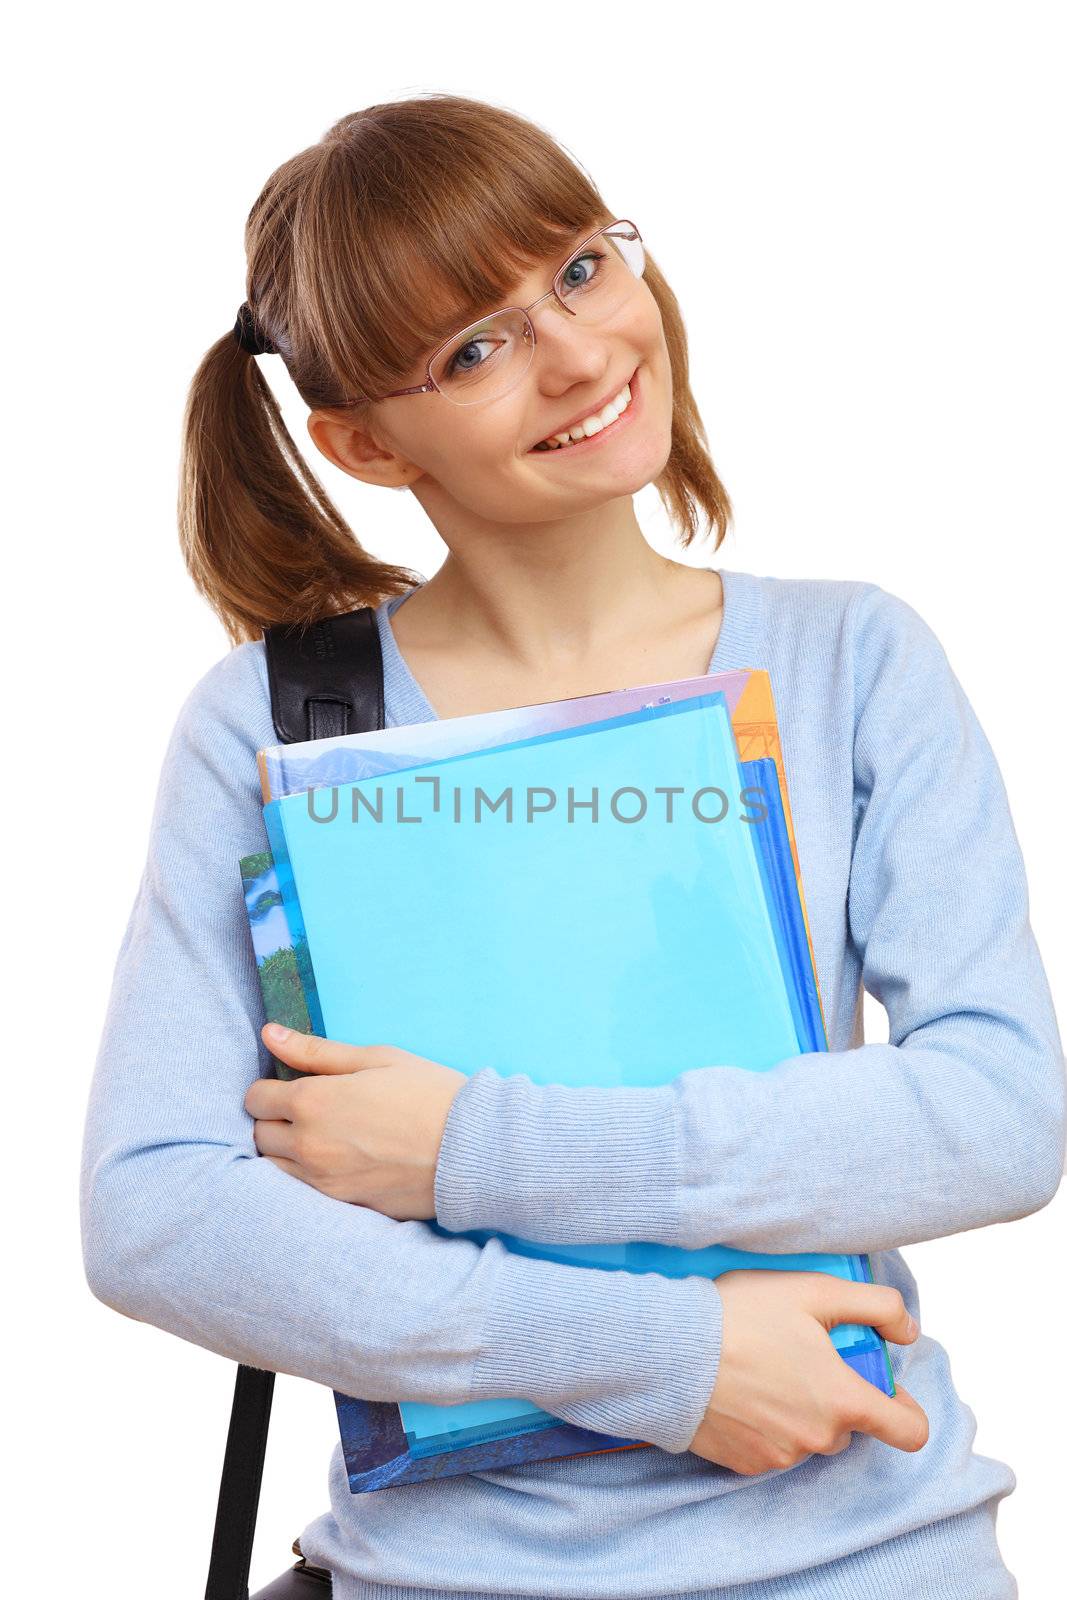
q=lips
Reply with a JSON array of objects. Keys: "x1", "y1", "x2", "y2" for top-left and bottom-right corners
[{"x1": 529, "y1": 366, "x2": 639, "y2": 453}]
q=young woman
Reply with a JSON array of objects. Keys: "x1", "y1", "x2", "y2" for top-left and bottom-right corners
[{"x1": 81, "y1": 93, "x2": 1064, "y2": 1599}]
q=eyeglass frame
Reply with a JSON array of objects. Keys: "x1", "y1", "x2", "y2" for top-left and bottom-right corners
[{"x1": 341, "y1": 218, "x2": 643, "y2": 409}]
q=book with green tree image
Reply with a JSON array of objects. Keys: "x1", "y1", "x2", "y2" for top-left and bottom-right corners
[{"x1": 239, "y1": 849, "x2": 317, "y2": 1081}]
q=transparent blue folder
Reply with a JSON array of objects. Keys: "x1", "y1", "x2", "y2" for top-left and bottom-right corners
[{"x1": 260, "y1": 692, "x2": 895, "y2": 1489}]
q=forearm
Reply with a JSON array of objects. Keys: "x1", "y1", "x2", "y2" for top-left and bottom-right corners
[
  {"x1": 81, "y1": 1107, "x2": 720, "y2": 1450},
  {"x1": 435, "y1": 1007, "x2": 1064, "y2": 1257}
]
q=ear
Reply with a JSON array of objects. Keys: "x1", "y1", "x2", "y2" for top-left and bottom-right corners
[{"x1": 307, "y1": 407, "x2": 424, "y2": 489}]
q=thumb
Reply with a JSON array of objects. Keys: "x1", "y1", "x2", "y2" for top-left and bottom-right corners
[{"x1": 261, "y1": 1024, "x2": 384, "y2": 1074}]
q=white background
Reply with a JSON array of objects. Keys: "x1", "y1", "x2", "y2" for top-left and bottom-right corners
[{"x1": 6, "y1": 3, "x2": 1064, "y2": 1595}]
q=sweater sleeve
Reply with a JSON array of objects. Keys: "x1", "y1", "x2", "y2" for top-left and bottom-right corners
[
  {"x1": 433, "y1": 586, "x2": 1066, "y2": 1256},
  {"x1": 79, "y1": 644, "x2": 722, "y2": 1456}
]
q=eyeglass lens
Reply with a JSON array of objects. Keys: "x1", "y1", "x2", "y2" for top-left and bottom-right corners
[{"x1": 428, "y1": 222, "x2": 645, "y2": 407}]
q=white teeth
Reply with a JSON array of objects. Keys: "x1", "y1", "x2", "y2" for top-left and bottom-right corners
[{"x1": 534, "y1": 380, "x2": 633, "y2": 451}]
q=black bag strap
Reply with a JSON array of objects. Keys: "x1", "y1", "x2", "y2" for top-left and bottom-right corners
[
  {"x1": 205, "y1": 604, "x2": 385, "y2": 1600},
  {"x1": 265, "y1": 608, "x2": 385, "y2": 745},
  {"x1": 205, "y1": 1365, "x2": 276, "y2": 1600}
]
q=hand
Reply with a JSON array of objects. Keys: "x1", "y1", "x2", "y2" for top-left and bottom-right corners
[
  {"x1": 689, "y1": 1270, "x2": 928, "y2": 1476},
  {"x1": 245, "y1": 1024, "x2": 468, "y2": 1220}
]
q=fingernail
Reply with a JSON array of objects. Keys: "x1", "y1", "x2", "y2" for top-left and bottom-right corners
[
  {"x1": 906, "y1": 1314, "x2": 919, "y2": 1337},
  {"x1": 265, "y1": 1023, "x2": 290, "y2": 1042}
]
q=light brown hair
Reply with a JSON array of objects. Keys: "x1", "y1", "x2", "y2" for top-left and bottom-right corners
[{"x1": 178, "y1": 93, "x2": 733, "y2": 647}]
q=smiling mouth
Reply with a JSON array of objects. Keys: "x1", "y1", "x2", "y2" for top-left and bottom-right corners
[{"x1": 529, "y1": 367, "x2": 640, "y2": 452}]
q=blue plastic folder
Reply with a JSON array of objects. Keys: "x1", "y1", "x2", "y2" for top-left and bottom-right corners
[{"x1": 261, "y1": 692, "x2": 894, "y2": 1488}]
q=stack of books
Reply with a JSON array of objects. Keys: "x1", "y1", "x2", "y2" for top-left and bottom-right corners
[{"x1": 239, "y1": 667, "x2": 896, "y2": 1492}]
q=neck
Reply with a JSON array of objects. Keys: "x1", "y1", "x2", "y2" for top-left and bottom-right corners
[{"x1": 400, "y1": 492, "x2": 696, "y2": 673}]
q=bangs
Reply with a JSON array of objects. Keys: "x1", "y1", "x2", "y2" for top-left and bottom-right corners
[{"x1": 287, "y1": 100, "x2": 613, "y2": 405}]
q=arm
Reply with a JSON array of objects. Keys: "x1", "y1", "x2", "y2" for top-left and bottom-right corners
[
  {"x1": 79, "y1": 643, "x2": 721, "y2": 1455},
  {"x1": 433, "y1": 587, "x2": 1066, "y2": 1256}
]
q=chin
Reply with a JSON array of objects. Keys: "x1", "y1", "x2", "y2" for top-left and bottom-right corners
[{"x1": 618, "y1": 425, "x2": 675, "y2": 494}]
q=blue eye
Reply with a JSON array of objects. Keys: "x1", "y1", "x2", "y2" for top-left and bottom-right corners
[
  {"x1": 561, "y1": 250, "x2": 605, "y2": 293},
  {"x1": 441, "y1": 318, "x2": 515, "y2": 384},
  {"x1": 446, "y1": 337, "x2": 492, "y2": 376}
]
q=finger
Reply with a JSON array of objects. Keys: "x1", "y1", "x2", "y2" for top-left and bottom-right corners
[
  {"x1": 251, "y1": 1119, "x2": 302, "y2": 1162},
  {"x1": 838, "y1": 1373, "x2": 930, "y2": 1455},
  {"x1": 805, "y1": 1276, "x2": 919, "y2": 1347},
  {"x1": 244, "y1": 1079, "x2": 295, "y2": 1120},
  {"x1": 260, "y1": 1025, "x2": 391, "y2": 1074}
]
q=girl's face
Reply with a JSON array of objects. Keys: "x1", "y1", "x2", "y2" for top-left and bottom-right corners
[{"x1": 308, "y1": 239, "x2": 675, "y2": 530}]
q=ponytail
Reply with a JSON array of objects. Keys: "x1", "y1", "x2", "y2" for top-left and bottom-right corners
[{"x1": 177, "y1": 332, "x2": 420, "y2": 648}]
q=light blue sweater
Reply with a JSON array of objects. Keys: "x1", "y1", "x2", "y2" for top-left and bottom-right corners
[{"x1": 81, "y1": 567, "x2": 1065, "y2": 1599}]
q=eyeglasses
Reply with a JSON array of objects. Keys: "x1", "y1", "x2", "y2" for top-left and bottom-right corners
[{"x1": 344, "y1": 219, "x2": 645, "y2": 410}]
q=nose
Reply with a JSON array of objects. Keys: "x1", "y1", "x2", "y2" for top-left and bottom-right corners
[{"x1": 528, "y1": 296, "x2": 613, "y2": 397}]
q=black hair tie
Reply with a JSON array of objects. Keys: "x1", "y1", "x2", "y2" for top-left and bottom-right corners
[{"x1": 233, "y1": 302, "x2": 278, "y2": 356}]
